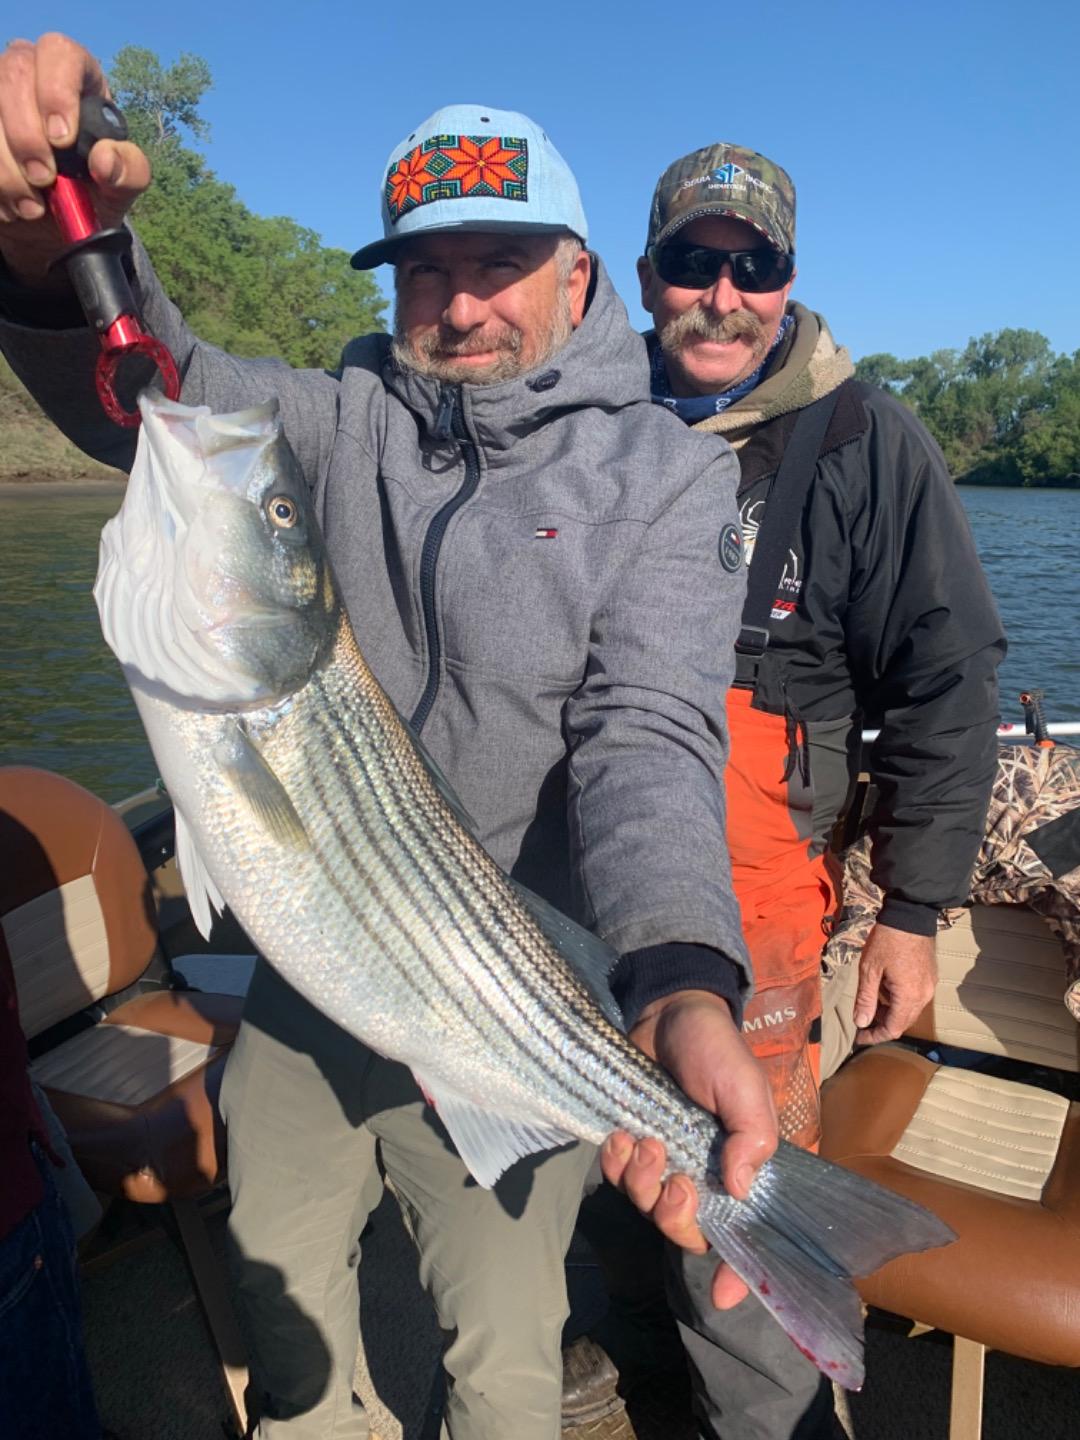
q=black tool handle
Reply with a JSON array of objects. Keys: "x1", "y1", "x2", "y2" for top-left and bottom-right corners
[
  {"x1": 53, "y1": 95, "x2": 129, "y2": 179},
  {"x1": 63, "y1": 229, "x2": 137, "y2": 333}
]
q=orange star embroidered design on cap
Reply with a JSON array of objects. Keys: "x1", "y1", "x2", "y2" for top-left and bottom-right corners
[
  {"x1": 385, "y1": 147, "x2": 440, "y2": 222},
  {"x1": 385, "y1": 135, "x2": 529, "y2": 223},
  {"x1": 440, "y1": 135, "x2": 527, "y2": 196}
]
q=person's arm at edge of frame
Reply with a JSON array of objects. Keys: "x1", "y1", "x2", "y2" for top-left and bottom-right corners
[{"x1": 0, "y1": 33, "x2": 342, "y2": 486}]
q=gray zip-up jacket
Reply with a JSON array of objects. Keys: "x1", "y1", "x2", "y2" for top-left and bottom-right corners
[{"x1": 0, "y1": 243, "x2": 751, "y2": 1010}]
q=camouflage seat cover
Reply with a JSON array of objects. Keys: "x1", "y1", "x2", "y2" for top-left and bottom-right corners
[{"x1": 825, "y1": 742, "x2": 1080, "y2": 1021}]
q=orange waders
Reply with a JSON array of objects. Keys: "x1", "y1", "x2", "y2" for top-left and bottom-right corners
[
  {"x1": 725, "y1": 390, "x2": 841, "y2": 1152},
  {"x1": 726, "y1": 688, "x2": 836, "y2": 1150}
]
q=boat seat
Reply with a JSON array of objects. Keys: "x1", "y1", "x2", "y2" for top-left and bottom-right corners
[
  {"x1": 0, "y1": 764, "x2": 250, "y2": 1430},
  {"x1": 822, "y1": 902, "x2": 1080, "y2": 1440},
  {"x1": 29, "y1": 991, "x2": 240, "y2": 1203}
]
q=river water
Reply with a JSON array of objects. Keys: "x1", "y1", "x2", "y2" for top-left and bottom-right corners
[{"x1": 1, "y1": 483, "x2": 1078, "y2": 803}]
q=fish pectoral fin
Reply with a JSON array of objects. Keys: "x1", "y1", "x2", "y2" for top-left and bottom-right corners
[
  {"x1": 413, "y1": 1070, "x2": 577, "y2": 1189},
  {"x1": 175, "y1": 808, "x2": 225, "y2": 941},
  {"x1": 215, "y1": 724, "x2": 309, "y2": 850}
]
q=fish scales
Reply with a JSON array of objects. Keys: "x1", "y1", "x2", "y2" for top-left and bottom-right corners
[
  {"x1": 96, "y1": 393, "x2": 958, "y2": 1389},
  {"x1": 161, "y1": 613, "x2": 702, "y2": 1156},
  {"x1": 311, "y1": 621, "x2": 707, "y2": 1157}
]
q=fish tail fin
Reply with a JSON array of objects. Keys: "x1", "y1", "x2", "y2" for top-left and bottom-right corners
[{"x1": 698, "y1": 1140, "x2": 955, "y2": 1390}]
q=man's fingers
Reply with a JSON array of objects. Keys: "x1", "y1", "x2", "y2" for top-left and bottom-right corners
[
  {"x1": 0, "y1": 34, "x2": 109, "y2": 214},
  {"x1": 852, "y1": 965, "x2": 882, "y2": 1030},
  {"x1": 711, "y1": 1261, "x2": 751, "y2": 1310},
  {"x1": 601, "y1": 1134, "x2": 709, "y2": 1254},
  {"x1": 620, "y1": 1137, "x2": 667, "y2": 1214},
  {"x1": 856, "y1": 1017, "x2": 896, "y2": 1047},
  {"x1": 33, "y1": 32, "x2": 107, "y2": 150},
  {"x1": 87, "y1": 139, "x2": 150, "y2": 192},
  {"x1": 0, "y1": 40, "x2": 49, "y2": 200},
  {"x1": 719, "y1": 1128, "x2": 773, "y2": 1200},
  {"x1": 651, "y1": 1175, "x2": 708, "y2": 1254},
  {"x1": 599, "y1": 1131, "x2": 634, "y2": 1188},
  {"x1": 85, "y1": 139, "x2": 151, "y2": 226}
]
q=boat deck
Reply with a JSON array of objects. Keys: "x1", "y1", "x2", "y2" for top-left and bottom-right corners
[{"x1": 80, "y1": 1184, "x2": 1078, "y2": 1440}]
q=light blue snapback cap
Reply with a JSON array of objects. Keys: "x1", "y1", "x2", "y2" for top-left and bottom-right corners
[{"x1": 350, "y1": 103, "x2": 588, "y2": 269}]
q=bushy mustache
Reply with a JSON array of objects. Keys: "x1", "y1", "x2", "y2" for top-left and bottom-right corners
[{"x1": 659, "y1": 306, "x2": 766, "y2": 354}]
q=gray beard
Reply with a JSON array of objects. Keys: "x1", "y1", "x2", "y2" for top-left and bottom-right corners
[{"x1": 392, "y1": 290, "x2": 574, "y2": 387}]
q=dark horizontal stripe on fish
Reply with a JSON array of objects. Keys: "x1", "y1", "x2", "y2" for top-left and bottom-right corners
[
  {"x1": 304, "y1": 692, "x2": 548, "y2": 1068},
  {"x1": 335, "y1": 684, "x2": 702, "y2": 1140},
  {"x1": 300, "y1": 720, "x2": 469, "y2": 1043},
  {"x1": 310, "y1": 661, "x2": 692, "y2": 1137},
  {"x1": 305, "y1": 691, "x2": 612, "y2": 1102}
]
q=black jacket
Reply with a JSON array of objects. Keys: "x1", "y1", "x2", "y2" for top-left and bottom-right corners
[{"x1": 733, "y1": 377, "x2": 1006, "y2": 933}]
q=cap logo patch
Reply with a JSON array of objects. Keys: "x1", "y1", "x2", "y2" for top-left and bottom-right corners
[
  {"x1": 386, "y1": 135, "x2": 529, "y2": 223},
  {"x1": 712, "y1": 162, "x2": 744, "y2": 185}
]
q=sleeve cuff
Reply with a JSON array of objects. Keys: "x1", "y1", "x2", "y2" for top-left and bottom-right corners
[
  {"x1": 610, "y1": 942, "x2": 745, "y2": 1031},
  {"x1": 876, "y1": 898, "x2": 940, "y2": 937}
]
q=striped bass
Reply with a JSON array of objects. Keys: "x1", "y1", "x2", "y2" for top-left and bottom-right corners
[{"x1": 94, "y1": 392, "x2": 954, "y2": 1389}]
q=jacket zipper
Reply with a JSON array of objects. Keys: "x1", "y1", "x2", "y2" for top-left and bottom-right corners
[{"x1": 409, "y1": 385, "x2": 481, "y2": 733}]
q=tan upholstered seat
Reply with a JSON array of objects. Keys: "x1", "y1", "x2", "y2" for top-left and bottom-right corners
[
  {"x1": 0, "y1": 765, "x2": 244, "y2": 1201},
  {"x1": 0, "y1": 765, "x2": 248, "y2": 1427},
  {"x1": 822, "y1": 903, "x2": 1080, "y2": 1439}
]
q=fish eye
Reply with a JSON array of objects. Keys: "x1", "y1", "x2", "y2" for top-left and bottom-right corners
[{"x1": 267, "y1": 495, "x2": 299, "y2": 529}]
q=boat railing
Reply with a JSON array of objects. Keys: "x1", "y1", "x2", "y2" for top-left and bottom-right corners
[{"x1": 861, "y1": 721, "x2": 1080, "y2": 742}]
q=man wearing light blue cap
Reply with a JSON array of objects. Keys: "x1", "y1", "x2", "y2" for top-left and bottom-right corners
[{"x1": 0, "y1": 42, "x2": 777, "y2": 1440}]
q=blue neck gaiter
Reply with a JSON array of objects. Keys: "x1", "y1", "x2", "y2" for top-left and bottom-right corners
[{"x1": 650, "y1": 313, "x2": 794, "y2": 423}]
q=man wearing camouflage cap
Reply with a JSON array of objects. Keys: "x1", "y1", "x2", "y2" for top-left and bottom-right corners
[{"x1": 580, "y1": 144, "x2": 1006, "y2": 1437}]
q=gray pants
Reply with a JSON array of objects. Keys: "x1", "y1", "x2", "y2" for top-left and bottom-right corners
[
  {"x1": 578, "y1": 1177, "x2": 833, "y2": 1440},
  {"x1": 220, "y1": 959, "x2": 595, "y2": 1440}
]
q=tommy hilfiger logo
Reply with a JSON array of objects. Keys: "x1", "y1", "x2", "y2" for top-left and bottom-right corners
[{"x1": 534, "y1": 527, "x2": 559, "y2": 539}]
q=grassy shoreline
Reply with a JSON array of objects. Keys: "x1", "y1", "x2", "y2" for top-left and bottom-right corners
[
  {"x1": 3, "y1": 360, "x2": 1076, "y2": 490},
  {"x1": 0, "y1": 478, "x2": 126, "y2": 495},
  {"x1": 1, "y1": 355, "x2": 125, "y2": 486}
]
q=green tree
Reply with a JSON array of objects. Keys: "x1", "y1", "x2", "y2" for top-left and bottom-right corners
[
  {"x1": 105, "y1": 46, "x2": 385, "y2": 365},
  {"x1": 856, "y1": 330, "x2": 1078, "y2": 486},
  {"x1": 109, "y1": 46, "x2": 212, "y2": 147}
]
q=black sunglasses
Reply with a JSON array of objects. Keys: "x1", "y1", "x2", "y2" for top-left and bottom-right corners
[{"x1": 649, "y1": 242, "x2": 795, "y2": 294}]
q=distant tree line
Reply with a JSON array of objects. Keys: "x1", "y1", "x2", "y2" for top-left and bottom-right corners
[
  {"x1": 856, "y1": 330, "x2": 1080, "y2": 487},
  {"x1": 109, "y1": 47, "x2": 386, "y2": 366}
]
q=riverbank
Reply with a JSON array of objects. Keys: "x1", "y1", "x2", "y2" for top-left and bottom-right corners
[
  {"x1": 1, "y1": 355, "x2": 123, "y2": 485},
  {"x1": 0, "y1": 478, "x2": 126, "y2": 495},
  {"x1": 5, "y1": 353, "x2": 1079, "y2": 490}
]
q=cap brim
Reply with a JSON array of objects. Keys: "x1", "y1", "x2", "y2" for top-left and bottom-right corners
[
  {"x1": 350, "y1": 219, "x2": 583, "y2": 270},
  {"x1": 654, "y1": 204, "x2": 786, "y2": 255}
]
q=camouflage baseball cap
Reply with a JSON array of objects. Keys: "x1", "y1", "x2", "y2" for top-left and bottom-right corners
[{"x1": 645, "y1": 143, "x2": 796, "y2": 256}]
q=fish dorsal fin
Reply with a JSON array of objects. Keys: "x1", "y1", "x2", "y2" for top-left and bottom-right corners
[
  {"x1": 412, "y1": 1070, "x2": 577, "y2": 1188},
  {"x1": 510, "y1": 880, "x2": 625, "y2": 1033},
  {"x1": 398, "y1": 712, "x2": 625, "y2": 1034},
  {"x1": 175, "y1": 808, "x2": 225, "y2": 941}
]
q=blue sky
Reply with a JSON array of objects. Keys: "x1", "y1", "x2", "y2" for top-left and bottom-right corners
[{"x1": 11, "y1": 0, "x2": 1079, "y2": 360}]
